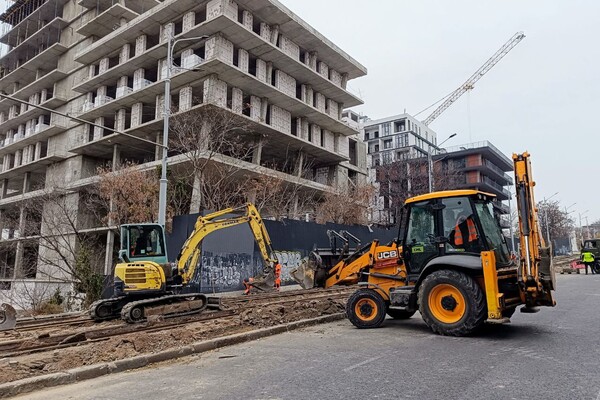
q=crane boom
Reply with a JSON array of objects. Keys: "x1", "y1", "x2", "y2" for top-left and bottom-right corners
[{"x1": 423, "y1": 31, "x2": 525, "y2": 126}]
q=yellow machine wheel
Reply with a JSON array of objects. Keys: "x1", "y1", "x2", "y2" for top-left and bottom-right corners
[
  {"x1": 346, "y1": 289, "x2": 386, "y2": 329},
  {"x1": 427, "y1": 284, "x2": 466, "y2": 324},
  {"x1": 419, "y1": 270, "x2": 486, "y2": 336}
]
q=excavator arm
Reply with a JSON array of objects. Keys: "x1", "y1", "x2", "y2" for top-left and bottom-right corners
[
  {"x1": 513, "y1": 152, "x2": 555, "y2": 308},
  {"x1": 177, "y1": 204, "x2": 277, "y2": 285}
]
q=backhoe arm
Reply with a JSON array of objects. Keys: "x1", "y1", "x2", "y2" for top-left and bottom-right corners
[
  {"x1": 177, "y1": 204, "x2": 276, "y2": 285},
  {"x1": 512, "y1": 152, "x2": 555, "y2": 307}
]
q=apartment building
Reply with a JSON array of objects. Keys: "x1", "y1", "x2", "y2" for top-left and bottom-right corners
[
  {"x1": 362, "y1": 113, "x2": 439, "y2": 168},
  {"x1": 360, "y1": 113, "x2": 512, "y2": 224},
  {"x1": 0, "y1": 0, "x2": 367, "y2": 302}
]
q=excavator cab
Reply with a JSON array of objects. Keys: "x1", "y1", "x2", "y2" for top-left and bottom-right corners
[{"x1": 118, "y1": 224, "x2": 168, "y2": 265}]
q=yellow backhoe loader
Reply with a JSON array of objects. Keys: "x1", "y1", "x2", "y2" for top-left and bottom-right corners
[
  {"x1": 292, "y1": 152, "x2": 555, "y2": 336},
  {"x1": 89, "y1": 203, "x2": 277, "y2": 323}
]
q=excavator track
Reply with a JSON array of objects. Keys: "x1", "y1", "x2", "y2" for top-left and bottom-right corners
[
  {"x1": 120, "y1": 293, "x2": 221, "y2": 324},
  {"x1": 89, "y1": 297, "x2": 128, "y2": 321}
]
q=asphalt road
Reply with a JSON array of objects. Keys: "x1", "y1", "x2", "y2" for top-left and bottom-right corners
[{"x1": 16, "y1": 274, "x2": 600, "y2": 400}]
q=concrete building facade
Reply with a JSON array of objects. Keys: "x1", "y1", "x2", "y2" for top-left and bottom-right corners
[{"x1": 0, "y1": 0, "x2": 367, "y2": 304}]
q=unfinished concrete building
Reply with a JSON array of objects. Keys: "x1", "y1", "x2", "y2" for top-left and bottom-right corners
[{"x1": 0, "y1": 0, "x2": 367, "y2": 305}]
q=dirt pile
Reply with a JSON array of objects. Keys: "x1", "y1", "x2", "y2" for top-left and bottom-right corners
[{"x1": 0, "y1": 295, "x2": 347, "y2": 385}]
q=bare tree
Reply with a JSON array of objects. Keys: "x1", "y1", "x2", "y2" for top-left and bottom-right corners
[
  {"x1": 0, "y1": 192, "x2": 104, "y2": 307},
  {"x1": 376, "y1": 157, "x2": 462, "y2": 221},
  {"x1": 91, "y1": 161, "x2": 161, "y2": 227},
  {"x1": 315, "y1": 182, "x2": 376, "y2": 225},
  {"x1": 169, "y1": 104, "x2": 260, "y2": 213},
  {"x1": 537, "y1": 200, "x2": 575, "y2": 241}
]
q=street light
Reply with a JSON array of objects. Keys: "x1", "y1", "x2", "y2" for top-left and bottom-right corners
[
  {"x1": 158, "y1": 33, "x2": 210, "y2": 227},
  {"x1": 428, "y1": 133, "x2": 457, "y2": 192},
  {"x1": 543, "y1": 192, "x2": 559, "y2": 244}
]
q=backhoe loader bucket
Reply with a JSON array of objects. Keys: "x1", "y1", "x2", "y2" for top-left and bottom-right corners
[
  {"x1": 0, "y1": 303, "x2": 16, "y2": 331},
  {"x1": 290, "y1": 252, "x2": 322, "y2": 289}
]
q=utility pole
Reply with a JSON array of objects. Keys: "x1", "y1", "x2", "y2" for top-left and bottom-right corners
[{"x1": 158, "y1": 33, "x2": 209, "y2": 227}]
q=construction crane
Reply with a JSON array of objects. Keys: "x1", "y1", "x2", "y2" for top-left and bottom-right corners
[{"x1": 422, "y1": 32, "x2": 525, "y2": 126}]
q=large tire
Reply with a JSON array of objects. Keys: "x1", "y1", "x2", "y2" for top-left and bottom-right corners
[
  {"x1": 346, "y1": 289, "x2": 386, "y2": 329},
  {"x1": 386, "y1": 308, "x2": 416, "y2": 319},
  {"x1": 418, "y1": 270, "x2": 486, "y2": 336}
]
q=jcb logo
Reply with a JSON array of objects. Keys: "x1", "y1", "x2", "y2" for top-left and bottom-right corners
[{"x1": 377, "y1": 251, "x2": 397, "y2": 259}]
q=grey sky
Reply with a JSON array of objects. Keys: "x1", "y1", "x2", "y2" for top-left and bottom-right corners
[{"x1": 285, "y1": 0, "x2": 599, "y2": 225}]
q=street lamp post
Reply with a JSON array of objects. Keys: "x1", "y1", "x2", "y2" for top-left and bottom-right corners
[
  {"x1": 428, "y1": 133, "x2": 457, "y2": 192},
  {"x1": 158, "y1": 33, "x2": 209, "y2": 226}
]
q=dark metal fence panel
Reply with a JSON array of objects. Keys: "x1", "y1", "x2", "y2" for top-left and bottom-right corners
[{"x1": 166, "y1": 215, "x2": 397, "y2": 294}]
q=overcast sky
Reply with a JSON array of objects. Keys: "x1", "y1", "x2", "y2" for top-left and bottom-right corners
[{"x1": 285, "y1": 0, "x2": 599, "y2": 225}]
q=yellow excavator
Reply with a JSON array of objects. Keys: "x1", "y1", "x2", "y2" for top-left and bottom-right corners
[
  {"x1": 292, "y1": 152, "x2": 555, "y2": 336},
  {"x1": 89, "y1": 203, "x2": 277, "y2": 323}
]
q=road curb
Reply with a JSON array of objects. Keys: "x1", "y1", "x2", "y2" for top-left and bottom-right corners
[{"x1": 0, "y1": 312, "x2": 345, "y2": 398}]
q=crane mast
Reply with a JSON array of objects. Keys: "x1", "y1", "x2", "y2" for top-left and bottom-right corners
[{"x1": 423, "y1": 32, "x2": 525, "y2": 126}]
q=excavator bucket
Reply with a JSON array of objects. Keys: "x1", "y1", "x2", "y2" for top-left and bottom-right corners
[
  {"x1": 290, "y1": 252, "x2": 322, "y2": 289},
  {"x1": 0, "y1": 303, "x2": 17, "y2": 331},
  {"x1": 244, "y1": 266, "x2": 276, "y2": 294}
]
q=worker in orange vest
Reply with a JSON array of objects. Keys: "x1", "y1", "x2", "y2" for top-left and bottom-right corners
[
  {"x1": 450, "y1": 214, "x2": 479, "y2": 251},
  {"x1": 274, "y1": 261, "x2": 282, "y2": 291}
]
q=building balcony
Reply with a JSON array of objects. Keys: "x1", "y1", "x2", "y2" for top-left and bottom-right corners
[
  {"x1": 74, "y1": 8, "x2": 362, "y2": 107},
  {"x1": 76, "y1": 3, "x2": 139, "y2": 38},
  {"x1": 77, "y1": 58, "x2": 358, "y2": 136},
  {"x1": 71, "y1": 102, "x2": 349, "y2": 166},
  {"x1": 445, "y1": 140, "x2": 513, "y2": 171},
  {"x1": 78, "y1": 0, "x2": 160, "y2": 14},
  {"x1": 0, "y1": 154, "x2": 67, "y2": 180},
  {"x1": 0, "y1": 17, "x2": 67, "y2": 69},
  {"x1": 461, "y1": 159, "x2": 514, "y2": 185},
  {"x1": 0, "y1": 42, "x2": 68, "y2": 88},
  {"x1": 0, "y1": 68, "x2": 68, "y2": 109},
  {"x1": 0, "y1": 94, "x2": 68, "y2": 133},
  {"x1": 0, "y1": 122, "x2": 67, "y2": 158},
  {"x1": 0, "y1": 0, "x2": 70, "y2": 45}
]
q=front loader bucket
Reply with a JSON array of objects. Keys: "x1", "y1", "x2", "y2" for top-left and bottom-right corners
[
  {"x1": 290, "y1": 252, "x2": 322, "y2": 289},
  {"x1": 539, "y1": 246, "x2": 556, "y2": 291},
  {"x1": 0, "y1": 303, "x2": 16, "y2": 331}
]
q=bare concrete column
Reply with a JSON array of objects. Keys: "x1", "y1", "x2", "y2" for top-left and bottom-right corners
[
  {"x1": 265, "y1": 62, "x2": 273, "y2": 85},
  {"x1": 295, "y1": 151, "x2": 304, "y2": 177},
  {"x1": 155, "y1": 132, "x2": 162, "y2": 161},
  {"x1": 14, "y1": 205, "x2": 26, "y2": 278},
  {"x1": 22, "y1": 172, "x2": 30, "y2": 193},
  {"x1": 270, "y1": 25, "x2": 280, "y2": 45},
  {"x1": 0, "y1": 179, "x2": 7, "y2": 199},
  {"x1": 119, "y1": 43, "x2": 131, "y2": 64},
  {"x1": 341, "y1": 73, "x2": 349, "y2": 89},
  {"x1": 252, "y1": 138, "x2": 264, "y2": 165},
  {"x1": 260, "y1": 97, "x2": 268, "y2": 122},
  {"x1": 231, "y1": 87, "x2": 243, "y2": 114},
  {"x1": 34, "y1": 142, "x2": 42, "y2": 160}
]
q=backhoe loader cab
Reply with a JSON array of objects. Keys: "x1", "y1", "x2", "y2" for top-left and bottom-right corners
[{"x1": 400, "y1": 190, "x2": 512, "y2": 278}]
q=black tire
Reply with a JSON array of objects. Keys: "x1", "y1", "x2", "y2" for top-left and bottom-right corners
[
  {"x1": 346, "y1": 289, "x2": 386, "y2": 329},
  {"x1": 386, "y1": 308, "x2": 416, "y2": 319},
  {"x1": 418, "y1": 270, "x2": 486, "y2": 336}
]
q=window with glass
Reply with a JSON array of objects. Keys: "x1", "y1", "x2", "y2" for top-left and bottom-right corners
[
  {"x1": 474, "y1": 199, "x2": 511, "y2": 265},
  {"x1": 441, "y1": 197, "x2": 483, "y2": 254},
  {"x1": 129, "y1": 226, "x2": 166, "y2": 257}
]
